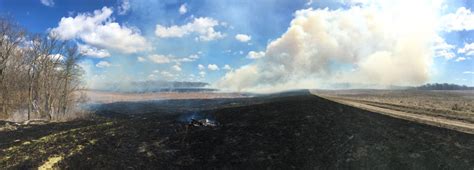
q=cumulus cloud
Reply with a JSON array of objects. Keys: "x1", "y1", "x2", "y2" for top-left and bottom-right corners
[
  {"x1": 235, "y1": 34, "x2": 251, "y2": 42},
  {"x1": 144, "y1": 53, "x2": 199, "y2": 64},
  {"x1": 78, "y1": 44, "x2": 111, "y2": 58},
  {"x1": 455, "y1": 57, "x2": 466, "y2": 62},
  {"x1": 199, "y1": 71, "x2": 206, "y2": 77},
  {"x1": 172, "y1": 64, "x2": 182, "y2": 72},
  {"x1": 247, "y1": 51, "x2": 265, "y2": 59},
  {"x1": 40, "y1": 0, "x2": 54, "y2": 7},
  {"x1": 96, "y1": 61, "x2": 111, "y2": 68},
  {"x1": 155, "y1": 17, "x2": 224, "y2": 41},
  {"x1": 223, "y1": 64, "x2": 232, "y2": 70},
  {"x1": 217, "y1": 1, "x2": 442, "y2": 92},
  {"x1": 50, "y1": 7, "x2": 150, "y2": 54},
  {"x1": 198, "y1": 64, "x2": 205, "y2": 70},
  {"x1": 463, "y1": 71, "x2": 474, "y2": 74},
  {"x1": 118, "y1": 0, "x2": 131, "y2": 15},
  {"x1": 189, "y1": 54, "x2": 199, "y2": 59},
  {"x1": 137, "y1": 56, "x2": 146, "y2": 62},
  {"x1": 175, "y1": 54, "x2": 199, "y2": 63},
  {"x1": 147, "y1": 54, "x2": 171, "y2": 64},
  {"x1": 179, "y1": 3, "x2": 187, "y2": 15},
  {"x1": 433, "y1": 36, "x2": 456, "y2": 59},
  {"x1": 440, "y1": 7, "x2": 474, "y2": 32},
  {"x1": 161, "y1": 71, "x2": 174, "y2": 79},
  {"x1": 149, "y1": 71, "x2": 175, "y2": 80},
  {"x1": 458, "y1": 43, "x2": 474, "y2": 56},
  {"x1": 208, "y1": 64, "x2": 219, "y2": 71}
]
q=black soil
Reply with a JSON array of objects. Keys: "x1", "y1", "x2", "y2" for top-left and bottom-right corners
[{"x1": 1, "y1": 90, "x2": 474, "y2": 169}]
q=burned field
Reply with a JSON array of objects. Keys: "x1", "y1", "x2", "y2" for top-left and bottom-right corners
[{"x1": 1, "y1": 90, "x2": 474, "y2": 169}]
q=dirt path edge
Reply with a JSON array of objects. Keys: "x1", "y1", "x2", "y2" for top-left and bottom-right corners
[{"x1": 313, "y1": 94, "x2": 474, "y2": 135}]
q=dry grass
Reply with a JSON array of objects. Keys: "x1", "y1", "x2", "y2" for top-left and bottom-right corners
[
  {"x1": 83, "y1": 90, "x2": 250, "y2": 104},
  {"x1": 312, "y1": 89, "x2": 474, "y2": 123}
]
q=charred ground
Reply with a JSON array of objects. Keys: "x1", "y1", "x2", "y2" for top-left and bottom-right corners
[{"x1": 1, "y1": 90, "x2": 474, "y2": 169}]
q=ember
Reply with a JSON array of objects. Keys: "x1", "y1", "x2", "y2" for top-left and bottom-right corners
[{"x1": 190, "y1": 118, "x2": 217, "y2": 127}]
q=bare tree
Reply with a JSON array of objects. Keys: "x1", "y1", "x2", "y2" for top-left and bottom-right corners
[
  {"x1": 59, "y1": 44, "x2": 83, "y2": 116},
  {"x1": 0, "y1": 17, "x2": 84, "y2": 122},
  {"x1": 0, "y1": 17, "x2": 25, "y2": 118}
]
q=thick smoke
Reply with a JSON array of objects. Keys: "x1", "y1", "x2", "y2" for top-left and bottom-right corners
[{"x1": 217, "y1": 1, "x2": 442, "y2": 92}]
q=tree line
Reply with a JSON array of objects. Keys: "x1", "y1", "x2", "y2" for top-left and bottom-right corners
[
  {"x1": 415, "y1": 83, "x2": 474, "y2": 90},
  {"x1": 0, "y1": 17, "x2": 84, "y2": 121}
]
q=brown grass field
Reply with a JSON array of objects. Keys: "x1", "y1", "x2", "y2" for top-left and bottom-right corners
[{"x1": 83, "y1": 90, "x2": 251, "y2": 104}]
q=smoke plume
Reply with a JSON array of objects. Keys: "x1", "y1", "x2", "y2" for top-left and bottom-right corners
[{"x1": 217, "y1": 0, "x2": 443, "y2": 92}]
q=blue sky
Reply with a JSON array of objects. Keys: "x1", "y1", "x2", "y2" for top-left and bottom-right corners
[{"x1": 0, "y1": 0, "x2": 473, "y2": 91}]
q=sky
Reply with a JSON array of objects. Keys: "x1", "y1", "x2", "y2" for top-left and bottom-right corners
[{"x1": 0, "y1": 0, "x2": 473, "y2": 92}]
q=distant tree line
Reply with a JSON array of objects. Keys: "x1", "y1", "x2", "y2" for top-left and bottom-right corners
[
  {"x1": 98, "y1": 81, "x2": 212, "y2": 93},
  {"x1": 415, "y1": 83, "x2": 474, "y2": 90},
  {"x1": 0, "y1": 17, "x2": 84, "y2": 121}
]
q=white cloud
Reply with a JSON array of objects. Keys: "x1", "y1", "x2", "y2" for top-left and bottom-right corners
[
  {"x1": 175, "y1": 54, "x2": 199, "y2": 63},
  {"x1": 433, "y1": 36, "x2": 456, "y2": 59},
  {"x1": 458, "y1": 43, "x2": 474, "y2": 56},
  {"x1": 199, "y1": 71, "x2": 206, "y2": 77},
  {"x1": 160, "y1": 71, "x2": 174, "y2": 79},
  {"x1": 247, "y1": 51, "x2": 265, "y2": 59},
  {"x1": 147, "y1": 74, "x2": 158, "y2": 80},
  {"x1": 189, "y1": 54, "x2": 199, "y2": 59},
  {"x1": 155, "y1": 17, "x2": 224, "y2": 41},
  {"x1": 218, "y1": 1, "x2": 442, "y2": 92},
  {"x1": 208, "y1": 64, "x2": 219, "y2": 71},
  {"x1": 198, "y1": 64, "x2": 205, "y2": 70},
  {"x1": 179, "y1": 3, "x2": 187, "y2": 15},
  {"x1": 436, "y1": 51, "x2": 456, "y2": 60},
  {"x1": 223, "y1": 64, "x2": 232, "y2": 70},
  {"x1": 40, "y1": 0, "x2": 54, "y2": 7},
  {"x1": 463, "y1": 71, "x2": 474, "y2": 74},
  {"x1": 137, "y1": 56, "x2": 146, "y2": 62},
  {"x1": 96, "y1": 61, "x2": 111, "y2": 68},
  {"x1": 455, "y1": 57, "x2": 466, "y2": 62},
  {"x1": 143, "y1": 53, "x2": 198, "y2": 64},
  {"x1": 48, "y1": 54, "x2": 64, "y2": 61},
  {"x1": 78, "y1": 44, "x2": 110, "y2": 58},
  {"x1": 176, "y1": 58, "x2": 193, "y2": 62},
  {"x1": 235, "y1": 34, "x2": 251, "y2": 42},
  {"x1": 50, "y1": 7, "x2": 150, "y2": 54},
  {"x1": 148, "y1": 70, "x2": 177, "y2": 80},
  {"x1": 118, "y1": 0, "x2": 131, "y2": 15},
  {"x1": 440, "y1": 7, "x2": 474, "y2": 32},
  {"x1": 147, "y1": 54, "x2": 171, "y2": 64},
  {"x1": 172, "y1": 64, "x2": 182, "y2": 72}
]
